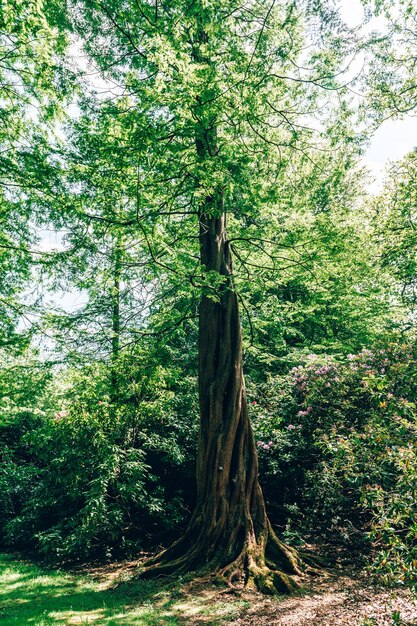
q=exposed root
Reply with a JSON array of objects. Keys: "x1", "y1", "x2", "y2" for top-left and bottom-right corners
[
  {"x1": 248, "y1": 565, "x2": 299, "y2": 595},
  {"x1": 139, "y1": 524, "x2": 310, "y2": 596},
  {"x1": 298, "y1": 549, "x2": 331, "y2": 569},
  {"x1": 265, "y1": 523, "x2": 304, "y2": 577}
]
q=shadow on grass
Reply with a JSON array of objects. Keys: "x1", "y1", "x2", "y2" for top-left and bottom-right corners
[
  {"x1": 0, "y1": 552, "x2": 183, "y2": 625},
  {"x1": 0, "y1": 552, "x2": 248, "y2": 625}
]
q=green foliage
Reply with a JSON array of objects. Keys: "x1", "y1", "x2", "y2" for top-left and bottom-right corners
[
  {"x1": 250, "y1": 342, "x2": 417, "y2": 586},
  {"x1": 363, "y1": 446, "x2": 417, "y2": 589},
  {"x1": 0, "y1": 407, "x2": 45, "y2": 536},
  {"x1": 0, "y1": 348, "x2": 198, "y2": 560},
  {"x1": 0, "y1": 0, "x2": 71, "y2": 350},
  {"x1": 1, "y1": 0, "x2": 417, "y2": 597},
  {"x1": 239, "y1": 153, "x2": 398, "y2": 358},
  {"x1": 373, "y1": 149, "x2": 417, "y2": 309}
]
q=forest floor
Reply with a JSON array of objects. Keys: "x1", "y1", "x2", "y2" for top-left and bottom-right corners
[{"x1": 0, "y1": 549, "x2": 416, "y2": 626}]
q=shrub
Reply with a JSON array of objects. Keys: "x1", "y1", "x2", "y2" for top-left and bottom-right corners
[
  {"x1": 0, "y1": 358, "x2": 198, "y2": 561},
  {"x1": 2, "y1": 339, "x2": 417, "y2": 586},
  {"x1": 0, "y1": 406, "x2": 46, "y2": 535},
  {"x1": 250, "y1": 343, "x2": 417, "y2": 586}
]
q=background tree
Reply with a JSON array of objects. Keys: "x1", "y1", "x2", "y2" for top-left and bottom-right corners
[
  {"x1": 230, "y1": 145, "x2": 398, "y2": 363},
  {"x1": 372, "y1": 149, "x2": 417, "y2": 316},
  {"x1": 0, "y1": 0, "x2": 70, "y2": 348},
  {"x1": 365, "y1": 0, "x2": 417, "y2": 119}
]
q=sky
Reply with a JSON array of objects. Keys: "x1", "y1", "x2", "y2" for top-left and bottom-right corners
[
  {"x1": 365, "y1": 117, "x2": 417, "y2": 191},
  {"x1": 339, "y1": 0, "x2": 417, "y2": 190}
]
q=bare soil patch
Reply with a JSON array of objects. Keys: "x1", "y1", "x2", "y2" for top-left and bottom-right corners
[
  {"x1": 226, "y1": 568, "x2": 417, "y2": 626},
  {"x1": 71, "y1": 547, "x2": 417, "y2": 625}
]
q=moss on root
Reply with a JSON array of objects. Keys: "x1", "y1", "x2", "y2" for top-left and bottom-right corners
[{"x1": 139, "y1": 527, "x2": 307, "y2": 595}]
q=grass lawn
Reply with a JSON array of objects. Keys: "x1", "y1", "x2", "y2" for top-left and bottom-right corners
[
  {"x1": 1, "y1": 552, "x2": 416, "y2": 625},
  {"x1": 0, "y1": 553, "x2": 247, "y2": 625}
]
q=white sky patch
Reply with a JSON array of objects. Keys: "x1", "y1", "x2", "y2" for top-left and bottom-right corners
[
  {"x1": 67, "y1": 35, "x2": 125, "y2": 98},
  {"x1": 35, "y1": 229, "x2": 89, "y2": 311},
  {"x1": 339, "y1": 0, "x2": 364, "y2": 28},
  {"x1": 337, "y1": 0, "x2": 417, "y2": 190},
  {"x1": 339, "y1": 0, "x2": 388, "y2": 31},
  {"x1": 364, "y1": 116, "x2": 417, "y2": 192},
  {"x1": 37, "y1": 228, "x2": 69, "y2": 252},
  {"x1": 49, "y1": 289, "x2": 89, "y2": 311}
]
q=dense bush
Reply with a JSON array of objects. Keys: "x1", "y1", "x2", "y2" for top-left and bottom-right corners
[
  {"x1": 2, "y1": 340, "x2": 417, "y2": 588},
  {"x1": 0, "y1": 356, "x2": 198, "y2": 561},
  {"x1": 0, "y1": 406, "x2": 46, "y2": 537},
  {"x1": 250, "y1": 343, "x2": 417, "y2": 586}
]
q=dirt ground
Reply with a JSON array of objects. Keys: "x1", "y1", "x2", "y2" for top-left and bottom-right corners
[
  {"x1": 226, "y1": 568, "x2": 417, "y2": 626},
  {"x1": 73, "y1": 547, "x2": 417, "y2": 626}
]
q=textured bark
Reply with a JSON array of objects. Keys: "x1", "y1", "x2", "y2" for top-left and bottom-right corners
[
  {"x1": 110, "y1": 239, "x2": 121, "y2": 401},
  {"x1": 141, "y1": 211, "x2": 302, "y2": 593}
]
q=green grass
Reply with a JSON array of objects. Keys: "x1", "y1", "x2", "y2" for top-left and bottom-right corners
[{"x1": 0, "y1": 553, "x2": 246, "y2": 625}]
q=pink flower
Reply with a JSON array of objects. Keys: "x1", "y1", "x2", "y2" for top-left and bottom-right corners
[
  {"x1": 251, "y1": 401, "x2": 257, "y2": 405},
  {"x1": 54, "y1": 410, "x2": 69, "y2": 420},
  {"x1": 287, "y1": 424, "x2": 296, "y2": 430},
  {"x1": 263, "y1": 444, "x2": 270, "y2": 450},
  {"x1": 98, "y1": 401, "x2": 103, "y2": 405},
  {"x1": 268, "y1": 441, "x2": 273, "y2": 446},
  {"x1": 257, "y1": 441, "x2": 263, "y2": 447}
]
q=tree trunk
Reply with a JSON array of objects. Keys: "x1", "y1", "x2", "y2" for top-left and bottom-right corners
[
  {"x1": 141, "y1": 209, "x2": 302, "y2": 593},
  {"x1": 110, "y1": 238, "x2": 121, "y2": 401}
]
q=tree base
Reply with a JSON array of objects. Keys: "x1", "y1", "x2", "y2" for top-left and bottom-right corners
[{"x1": 139, "y1": 522, "x2": 304, "y2": 595}]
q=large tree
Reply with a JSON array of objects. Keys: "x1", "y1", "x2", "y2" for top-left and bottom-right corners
[{"x1": 63, "y1": 0, "x2": 366, "y2": 591}]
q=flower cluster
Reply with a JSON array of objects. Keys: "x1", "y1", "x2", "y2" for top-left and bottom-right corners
[
  {"x1": 291, "y1": 366, "x2": 309, "y2": 391},
  {"x1": 54, "y1": 409, "x2": 69, "y2": 421},
  {"x1": 257, "y1": 440, "x2": 273, "y2": 450},
  {"x1": 297, "y1": 406, "x2": 313, "y2": 417},
  {"x1": 313, "y1": 364, "x2": 335, "y2": 376}
]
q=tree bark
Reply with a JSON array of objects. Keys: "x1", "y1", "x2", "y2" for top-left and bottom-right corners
[
  {"x1": 110, "y1": 238, "x2": 121, "y2": 401},
  {"x1": 142, "y1": 208, "x2": 302, "y2": 593}
]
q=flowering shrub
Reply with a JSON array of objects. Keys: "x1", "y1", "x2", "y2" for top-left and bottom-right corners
[
  {"x1": 250, "y1": 343, "x2": 417, "y2": 587},
  {"x1": 2, "y1": 339, "x2": 417, "y2": 586}
]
